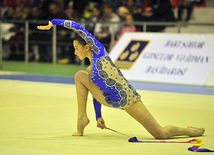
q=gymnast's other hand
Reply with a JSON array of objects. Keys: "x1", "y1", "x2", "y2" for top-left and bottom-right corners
[
  {"x1": 97, "y1": 117, "x2": 107, "y2": 129},
  {"x1": 37, "y1": 21, "x2": 54, "y2": 30}
]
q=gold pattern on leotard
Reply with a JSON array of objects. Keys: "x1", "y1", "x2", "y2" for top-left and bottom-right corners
[
  {"x1": 94, "y1": 56, "x2": 140, "y2": 109},
  {"x1": 64, "y1": 20, "x2": 72, "y2": 29}
]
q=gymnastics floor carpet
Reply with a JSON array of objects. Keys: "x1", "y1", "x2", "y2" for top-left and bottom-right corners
[{"x1": 0, "y1": 79, "x2": 214, "y2": 155}]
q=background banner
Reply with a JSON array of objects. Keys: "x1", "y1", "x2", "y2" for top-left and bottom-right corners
[{"x1": 109, "y1": 33, "x2": 214, "y2": 85}]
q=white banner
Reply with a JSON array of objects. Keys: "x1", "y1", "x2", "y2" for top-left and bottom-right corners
[{"x1": 109, "y1": 33, "x2": 214, "y2": 85}]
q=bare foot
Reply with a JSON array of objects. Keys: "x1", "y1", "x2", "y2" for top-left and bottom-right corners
[
  {"x1": 187, "y1": 126, "x2": 205, "y2": 137},
  {"x1": 72, "y1": 117, "x2": 90, "y2": 136}
]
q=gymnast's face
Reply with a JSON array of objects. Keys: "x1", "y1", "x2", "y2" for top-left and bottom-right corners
[{"x1": 73, "y1": 40, "x2": 91, "y2": 60}]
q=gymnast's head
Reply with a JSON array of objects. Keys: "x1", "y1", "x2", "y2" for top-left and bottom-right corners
[{"x1": 73, "y1": 35, "x2": 92, "y2": 60}]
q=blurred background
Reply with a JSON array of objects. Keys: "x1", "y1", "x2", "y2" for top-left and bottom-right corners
[
  {"x1": 0, "y1": 0, "x2": 213, "y2": 77},
  {"x1": 0, "y1": 2, "x2": 214, "y2": 154}
]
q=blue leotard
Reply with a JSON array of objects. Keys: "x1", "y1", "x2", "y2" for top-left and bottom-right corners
[{"x1": 51, "y1": 19, "x2": 141, "y2": 119}]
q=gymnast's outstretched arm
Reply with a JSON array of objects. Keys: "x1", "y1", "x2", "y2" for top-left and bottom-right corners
[{"x1": 38, "y1": 19, "x2": 106, "y2": 58}]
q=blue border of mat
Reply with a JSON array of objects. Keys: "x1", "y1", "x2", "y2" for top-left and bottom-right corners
[{"x1": 0, "y1": 74, "x2": 214, "y2": 95}]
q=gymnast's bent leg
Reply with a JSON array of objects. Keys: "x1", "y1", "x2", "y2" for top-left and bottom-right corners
[
  {"x1": 73, "y1": 70, "x2": 110, "y2": 136},
  {"x1": 125, "y1": 100, "x2": 205, "y2": 139}
]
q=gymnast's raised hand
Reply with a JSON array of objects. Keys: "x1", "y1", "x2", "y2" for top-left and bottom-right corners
[{"x1": 37, "y1": 21, "x2": 54, "y2": 30}]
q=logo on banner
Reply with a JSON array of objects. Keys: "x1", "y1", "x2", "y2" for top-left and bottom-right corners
[{"x1": 114, "y1": 40, "x2": 149, "y2": 70}]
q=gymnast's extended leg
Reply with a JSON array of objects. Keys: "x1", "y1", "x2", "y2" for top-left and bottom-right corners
[
  {"x1": 125, "y1": 100, "x2": 205, "y2": 139},
  {"x1": 73, "y1": 70, "x2": 205, "y2": 138}
]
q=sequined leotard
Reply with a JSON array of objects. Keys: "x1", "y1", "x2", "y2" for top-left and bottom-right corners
[{"x1": 51, "y1": 19, "x2": 141, "y2": 119}]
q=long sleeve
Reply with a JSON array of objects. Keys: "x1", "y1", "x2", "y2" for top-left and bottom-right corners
[
  {"x1": 93, "y1": 98, "x2": 102, "y2": 120},
  {"x1": 51, "y1": 19, "x2": 106, "y2": 58}
]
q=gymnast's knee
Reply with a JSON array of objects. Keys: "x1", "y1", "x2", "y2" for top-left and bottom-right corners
[{"x1": 74, "y1": 70, "x2": 88, "y2": 81}]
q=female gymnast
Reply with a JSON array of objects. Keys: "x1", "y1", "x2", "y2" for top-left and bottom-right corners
[{"x1": 37, "y1": 19, "x2": 205, "y2": 139}]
